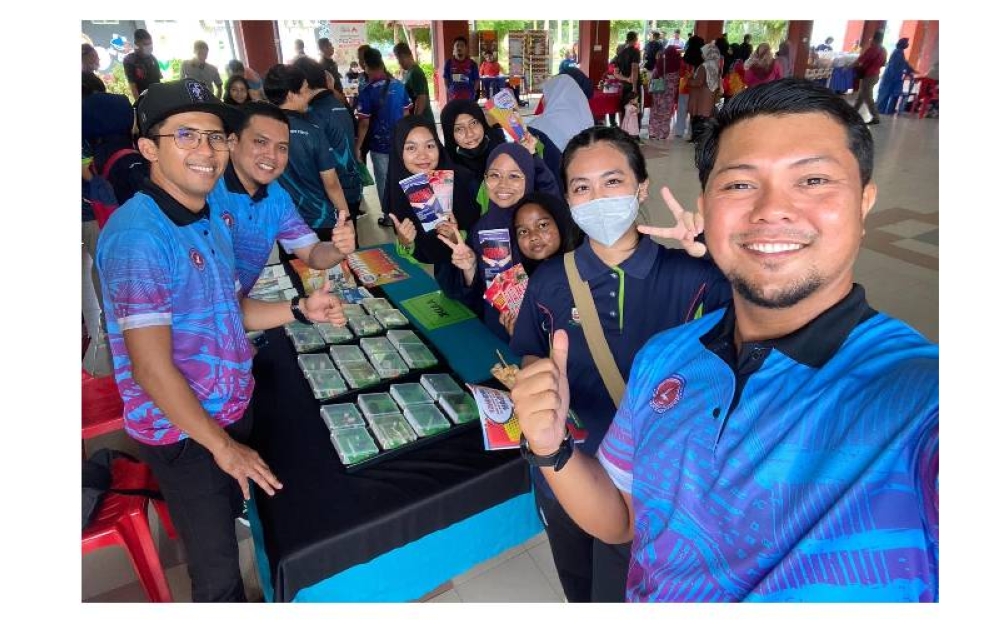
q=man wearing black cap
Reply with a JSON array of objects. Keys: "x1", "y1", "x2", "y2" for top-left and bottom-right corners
[{"x1": 96, "y1": 79, "x2": 347, "y2": 602}]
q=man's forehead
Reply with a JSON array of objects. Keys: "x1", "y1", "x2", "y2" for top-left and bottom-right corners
[{"x1": 162, "y1": 111, "x2": 225, "y2": 131}]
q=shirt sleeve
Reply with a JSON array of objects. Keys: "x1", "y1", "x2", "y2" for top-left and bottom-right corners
[
  {"x1": 597, "y1": 379, "x2": 639, "y2": 495},
  {"x1": 470, "y1": 61, "x2": 480, "y2": 84},
  {"x1": 411, "y1": 68, "x2": 429, "y2": 96},
  {"x1": 96, "y1": 227, "x2": 173, "y2": 330},
  {"x1": 123, "y1": 56, "x2": 138, "y2": 83},
  {"x1": 274, "y1": 186, "x2": 321, "y2": 252},
  {"x1": 355, "y1": 86, "x2": 373, "y2": 118},
  {"x1": 312, "y1": 125, "x2": 338, "y2": 173},
  {"x1": 443, "y1": 60, "x2": 453, "y2": 87}
]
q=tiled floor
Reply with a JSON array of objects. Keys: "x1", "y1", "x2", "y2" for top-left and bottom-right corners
[{"x1": 83, "y1": 100, "x2": 937, "y2": 603}]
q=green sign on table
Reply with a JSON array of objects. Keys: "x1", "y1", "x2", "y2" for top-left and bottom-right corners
[{"x1": 399, "y1": 291, "x2": 477, "y2": 331}]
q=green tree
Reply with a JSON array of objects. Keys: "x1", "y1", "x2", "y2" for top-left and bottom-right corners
[
  {"x1": 723, "y1": 20, "x2": 789, "y2": 49},
  {"x1": 610, "y1": 20, "x2": 645, "y2": 46}
]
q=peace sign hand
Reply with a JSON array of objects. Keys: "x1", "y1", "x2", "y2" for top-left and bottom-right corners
[
  {"x1": 437, "y1": 230, "x2": 476, "y2": 272},
  {"x1": 636, "y1": 186, "x2": 708, "y2": 258}
]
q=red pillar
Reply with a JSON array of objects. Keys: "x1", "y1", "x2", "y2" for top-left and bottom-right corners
[
  {"x1": 787, "y1": 21, "x2": 813, "y2": 79},
  {"x1": 235, "y1": 20, "x2": 280, "y2": 75},
  {"x1": 431, "y1": 20, "x2": 471, "y2": 109},
  {"x1": 578, "y1": 20, "x2": 610, "y2": 91},
  {"x1": 913, "y1": 21, "x2": 938, "y2": 74},
  {"x1": 844, "y1": 21, "x2": 865, "y2": 52},
  {"x1": 694, "y1": 21, "x2": 725, "y2": 43}
]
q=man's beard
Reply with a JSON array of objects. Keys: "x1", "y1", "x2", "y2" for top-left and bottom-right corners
[{"x1": 727, "y1": 267, "x2": 824, "y2": 309}]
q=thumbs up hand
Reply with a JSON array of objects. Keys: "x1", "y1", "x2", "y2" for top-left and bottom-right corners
[
  {"x1": 331, "y1": 210, "x2": 356, "y2": 255},
  {"x1": 511, "y1": 329, "x2": 571, "y2": 456}
]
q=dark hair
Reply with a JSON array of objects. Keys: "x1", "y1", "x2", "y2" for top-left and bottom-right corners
[
  {"x1": 393, "y1": 42, "x2": 412, "y2": 58},
  {"x1": 318, "y1": 37, "x2": 331, "y2": 48},
  {"x1": 235, "y1": 100, "x2": 290, "y2": 135},
  {"x1": 362, "y1": 47, "x2": 383, "y2": 71},
  {"x1": 293, "y1": 56, "x2": 327, "y2": 89},
  {"x1": 194, "y1": 40, "x2": 208, "y2": 52},
  {"x1": 227, "y1": 59, "x2": 245, "y2": 75},
  {"x1": 626, "y1": 31, "x2": 638, "y2": 43},
  {"x1": 134, "y1": 29, "x2": 151, "y2": 43},
  {"x1": 453, "y1": 36, "x2": 468, "y2": 46},
  {"x1": 294, "y1": 39, "x2": 305, "y2": 51},
  {"x1": 510, "y1": 192, "x2": 581, "y2": 273},
  {"x1": 872, "y1": 30, "x2": 884, "y2": 44},
  {"x1": 263, "y1": 64, "x2": 307, "y2": 106},
  {"x1": 357, "y1": 44, "x2": 371, "y2": 65},
  {"x1": 82, "y1": 43, "x2": 96, "y2": 57},
  {"x1": 223, "y1": 74, "x2": 251, "y2": 105},
  {"x1": 561, "y1": 126, "x2": 649, "y2": 189},
  {"x1": 695, "y1": 78, "x2": 874, "y2": 189}
]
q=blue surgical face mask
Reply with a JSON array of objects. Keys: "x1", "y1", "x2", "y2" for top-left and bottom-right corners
[{"x1": 570, "y1": 191, "x2": 640, "y2": 247}]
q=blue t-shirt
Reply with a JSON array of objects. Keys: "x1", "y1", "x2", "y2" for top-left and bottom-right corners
[
  {"x1": 511, "y1": 235, "x2": 730, "y2": 493},
  {"x1": 598, "y1": 286, "x2": 939, "y2": 601},
  {"x1": 277, "y1": 112, "x2": 340, "y2": 229},
  {"x1": 96, "y1": 180, "x2": 254, "y2": 445},
  {"x1": 209, "y1": 167, "x2": 319, "y2": 297},
  {"x1": 355, "y1": 76, "x2": 412, "y2": 154},
  {"x1": 306, "y1": 90, "x2": 362, "y2": 203}
]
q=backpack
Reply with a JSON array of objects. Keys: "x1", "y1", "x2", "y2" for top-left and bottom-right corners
[
  {"x1": 87, "y1": 148, "x2": 141, "y2": 228},
  {"x1": 82, "y1": 448, "x2": 163, "y2": 530}
]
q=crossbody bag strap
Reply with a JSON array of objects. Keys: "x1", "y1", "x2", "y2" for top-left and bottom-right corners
[{"x1": 563, "y1": 251, "x2": 626, "y2": 407}]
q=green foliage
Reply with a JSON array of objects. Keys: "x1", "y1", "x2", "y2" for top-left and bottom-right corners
[
  {"x1": 722, "y1": 20, "x2": 789, "y2": 49},
  {"x1": 366, "y1": 21, "x2": 395, "y2": 44},
  {"x1": 610, "y1": 20, "x2": 645, "y2": 45},
  {"x1": 104, "y1": 64, "x2": 133, "y2": 101}
]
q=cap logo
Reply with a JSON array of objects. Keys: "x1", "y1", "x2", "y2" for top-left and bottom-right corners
[
  {"x1": 186, "y1": 79, "x2": 210, "y2": 102},
  {"x1": 649, "y1": 374, "x2": 684, "y2": 413}
]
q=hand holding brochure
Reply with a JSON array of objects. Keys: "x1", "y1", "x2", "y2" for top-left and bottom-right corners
[
  {"x1": 484, "y1": 263, "x2": 529, "y2": 316},
  {"x1": 399, "y1": 172, "x2": 446, "y2": 232},
  {"x1": 467, "y1": 383, "x2": 588, "y2": 451},
  {"x1": 484, "y1": 88, "x2": 527, "y2": 143}
]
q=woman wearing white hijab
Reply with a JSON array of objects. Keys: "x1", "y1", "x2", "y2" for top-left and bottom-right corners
[
  {"x1": 686, "y1": 41, "x2": 722, "y2": 143},
  {"x1": 529, "y1": 74, "x2": 594, "y2": 193}
]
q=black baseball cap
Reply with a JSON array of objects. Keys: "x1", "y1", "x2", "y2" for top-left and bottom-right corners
[{"x1": 137, "y1": 78, "x2": 243, "y2": 137}]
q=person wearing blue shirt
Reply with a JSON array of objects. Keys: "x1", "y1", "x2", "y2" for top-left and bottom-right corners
[
  {"x1": 512, "y1": 79, "x2": 938, "y2": 602},
  {"x1": 876, "y1": 38, "x2": 917, "y2": 115},
  {"x1": 510, "y1": 126, "x2": 730, "y2": 602},
  {"x1": 292, "y1": 57, "x2": 365, "y2": 226},
  {"x1": 207, "y1": 101, "x2": 355, "y2": 297},
  {"x1": 354, "y1": 47, "x2": 412, "y2": 225},
  {"x1": 263, "y1": 64, "x2": 352, "y2": 241},
  {"x1": 96, "y1": 79, "x2": 347, "y2": 602}
]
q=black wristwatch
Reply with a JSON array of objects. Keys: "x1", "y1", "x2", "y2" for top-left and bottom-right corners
[
  {"x1": 520, "y1": 428, "x2": 574, "y2": 471},
  {"x1": 290, "y1": 296, "x2": 313, "y2": 325}
]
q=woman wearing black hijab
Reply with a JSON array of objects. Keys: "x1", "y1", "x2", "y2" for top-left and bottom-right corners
[
  {"x1": 383, "y1": 116, "x2": 480, "y2": 266},
  {"x1": 439, "y1": 99, "x2": 508, "y2": 181}
]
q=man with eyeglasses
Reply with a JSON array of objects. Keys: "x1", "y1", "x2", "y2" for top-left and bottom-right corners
[{"x1": 96, "y1": 79, "x2": 347, "y2": 602}]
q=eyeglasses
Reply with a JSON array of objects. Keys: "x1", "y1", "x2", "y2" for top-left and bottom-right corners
[
  {"x1": 484, "y1": 169, "x2": 526, "y2": 187},
  {"x1": 453, "y1": 118, "x2": 480, "y2": 138},
  {"x1": 150, "y1": 127, "x2": 231, "y2": 152}
]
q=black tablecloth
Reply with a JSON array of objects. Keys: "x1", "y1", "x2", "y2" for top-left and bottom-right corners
[{"x1": 249, "y1": 326, "x2": 529, "y2": 602}]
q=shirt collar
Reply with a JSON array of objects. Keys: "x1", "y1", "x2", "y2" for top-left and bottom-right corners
[
  {"x1": 140, "y1": 177, "x2": 210, "y2": 227},
  {"x1": 223, "y1": 162, "x2": 269, "y2": 203},
  {"x1": 700, "y1": 284, "x2": 877, "y2": 368},
  {"x1": 574, "y1": 233, "x2": 658, "y2": 282}
]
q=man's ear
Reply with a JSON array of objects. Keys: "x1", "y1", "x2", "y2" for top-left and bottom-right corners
[
  {"x1": 860, "y1": 182, "x2": 877, "y2": 235},
  {"x1": 137, "y1": 136, "x2": 158, "y2": 163}
]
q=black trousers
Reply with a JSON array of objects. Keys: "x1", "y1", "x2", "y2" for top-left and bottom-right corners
[
  {"x1": 137, "y1": 410, "x2": 255, "y2": 602},
  {"x1": 534, "y1": 488, "x2": 631, "y2": 602}
]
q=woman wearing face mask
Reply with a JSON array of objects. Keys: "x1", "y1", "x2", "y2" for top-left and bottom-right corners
[
  {"x1": 384, "y1": 116, "x2": 480, "y2": 266},
  {"x1": 509, "y1": 126, "x2": 731, "y2": 603},
  {"x1": 437, "y1": 143, "x2": 563, "y2": 341},
  {"x1": 497, "y1": 192, "x2": 582, "y2": 336}
]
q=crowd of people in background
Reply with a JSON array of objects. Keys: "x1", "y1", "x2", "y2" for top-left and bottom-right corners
[{"x1": 82, "y1": 24, "x2": 938, "y2": 605}]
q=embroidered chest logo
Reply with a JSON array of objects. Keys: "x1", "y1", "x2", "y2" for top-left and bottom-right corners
[
  {"x1": 189, "y1": 248, "x2": 206, "y2": 270},
  {"x1": 221, "y1": 211, "x2": 235, "y2": 228},
  {"x1": 649, "y1": 374, "x2": 685, "y2": 413}
]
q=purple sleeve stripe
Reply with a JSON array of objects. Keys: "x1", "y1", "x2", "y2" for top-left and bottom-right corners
[{"x1": 598, "y1": 449, "x2": 634, "y2": 494}]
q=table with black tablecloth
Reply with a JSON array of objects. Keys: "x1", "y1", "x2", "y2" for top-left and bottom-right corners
[{"x1": 247, "y1": 246, "x2": 541, "y2": 602}]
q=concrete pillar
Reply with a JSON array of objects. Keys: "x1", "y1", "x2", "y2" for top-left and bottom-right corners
[{"x1": 578, "y1": 20, "x2": 610, "y2": 91}]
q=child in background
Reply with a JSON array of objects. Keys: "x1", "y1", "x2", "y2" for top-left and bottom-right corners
[{"x1": 621, "y1": 91, "x2": 641, "y2": 140}]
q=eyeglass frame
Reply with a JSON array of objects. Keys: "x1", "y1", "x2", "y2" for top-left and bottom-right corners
[
  {"x1": 148, "y1": 127, "x2": 232, "y2": 152},
  {"x1": 452, "y1": 118, "x2": 481, "y2": 138},
  {"x1": 484, "y1": 168, "x2": 526, "y2": 187}
]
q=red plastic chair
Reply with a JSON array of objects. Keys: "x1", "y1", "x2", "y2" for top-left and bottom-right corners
[
  {"x1": 82, "y1": 370, "x2": 124, "y2": 440},
  {"x1": 83, "y1": 456, "x2": 175, "y2": 602},
  {"x1": 914, "y1": 77, "x2": 939, "y2": 119},
  {"x1": 82, "y1": 370, "x2": 177, "y2": 543}
]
